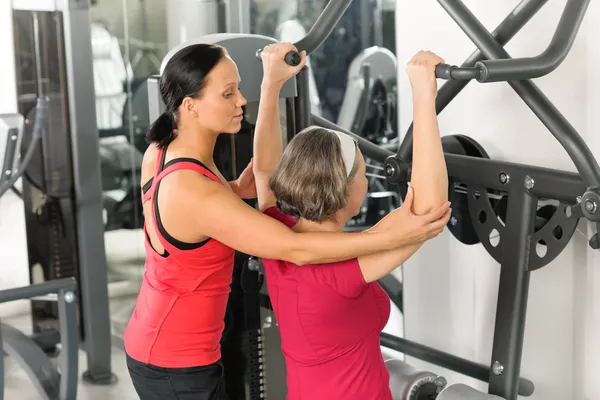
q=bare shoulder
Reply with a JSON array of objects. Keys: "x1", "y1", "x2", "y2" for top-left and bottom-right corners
[
  {"x1": 141, "y1": 144, "x2": 160, "y2": 185},
  {"x1": 159, "y1": 168, "x2": 227, "y2": 208}
]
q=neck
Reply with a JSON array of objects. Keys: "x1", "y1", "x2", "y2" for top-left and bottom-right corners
[
  {"x1": 295, "y1": 212, "x2": 348, "y2": 233},
  {"x1": 172, "y1": 121, "x2": 218, "y2": 162}
]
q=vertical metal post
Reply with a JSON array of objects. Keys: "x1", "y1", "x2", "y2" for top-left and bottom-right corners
[
  {"x1": 489, "y1": 188, "x2": 536, "y2": 399},
  {"x1": 61, "y1": 0, "x2": 114, "y2": 383},
  {"x1": 225, "y1": 0, "x2": 251, "y2": 33},
  {"x1": 57, "y1": 288, "x2": 79, "y2": 399},
  {"x1": 0, "y1": 319, "x2": 3, "y2": 400},
  {"x1": 285, "y1": 98, "x2": 297, "y2": 143},
  {"x1": 294, "y1": 67, "x2": 311, "y2": 132}
]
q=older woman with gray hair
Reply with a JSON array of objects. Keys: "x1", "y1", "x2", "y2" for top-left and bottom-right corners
[{"x1": 254, "y1": 44, "x2": 451, "y2": 400}]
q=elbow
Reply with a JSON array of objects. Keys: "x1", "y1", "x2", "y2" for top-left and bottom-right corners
[
  {"x1": 289, "y1": 250, "x2": 310, "y2": 266},
  {"x1": 253, "y1": 165, "x2": 273, "y2": 180},
  {"x1": 411, "y1": 192, "x2": 448, "y2": 216},
  {"x1": 274, "y1": 238, "x2": 311, "y2": 265}
]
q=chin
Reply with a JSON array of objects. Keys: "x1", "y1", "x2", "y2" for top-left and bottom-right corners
[{"x1": 224, "y1": 123, "x2": 243, "y2": 134}]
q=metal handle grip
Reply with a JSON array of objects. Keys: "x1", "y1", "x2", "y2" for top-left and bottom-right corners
[
  {"x1": 435, "y1": 64, "x2": 482, "y2": 81},
  {"x1": 255, "y1": 49, "x2": 301, "y2": 66},
  {"x1": 256, "y1": 0, "x2": 351, "y2": 66},
  {"x1": 474, "y1": 0, "x2": 589, "y2": 82}
]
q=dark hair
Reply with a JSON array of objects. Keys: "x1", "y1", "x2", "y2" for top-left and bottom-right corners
[
  {"x1": 269, "y1": 126, "x2": 358, "y2": 223},
  {"x1": 146, "y1": 44, "x2": 226, "y2": 148}
]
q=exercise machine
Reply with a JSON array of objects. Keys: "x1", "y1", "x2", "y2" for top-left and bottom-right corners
[
  {"x1": 152, "y1": 0, "x2": 600, "y2": 398},
  {"x1": 0, "y1": 0, "x2": 115, "y2": 390},
  {"x1": 0, "y1": 279, "x2": 78, "y2": 400},
  {"x1": 383, "y1": 0, "x2": 593, "y2": 399}
]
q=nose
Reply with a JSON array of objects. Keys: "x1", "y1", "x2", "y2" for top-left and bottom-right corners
[{"x1": 238, "y1": 92, "x2": 247, "y2": 107}]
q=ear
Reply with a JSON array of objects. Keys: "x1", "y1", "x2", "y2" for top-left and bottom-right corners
[{"x1": 181, "y1": 97, "x2": 199, "y2": 117}]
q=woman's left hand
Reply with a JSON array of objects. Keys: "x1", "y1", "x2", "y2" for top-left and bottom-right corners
[
  {"x1": 260, "y1": 42, "x2": 307, "y2": 89},
  {"x1": 231, "y1": 159, "x2": 257, "y2": 199}
]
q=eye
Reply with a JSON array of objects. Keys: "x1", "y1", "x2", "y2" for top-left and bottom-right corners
[{"x1": 224, "y1": 92, "x2": 233, "y2": 98}]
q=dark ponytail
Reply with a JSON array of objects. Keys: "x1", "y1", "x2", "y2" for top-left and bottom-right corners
[
  {"x1": 146, "y1": 111, "x2": 176, "y2": 149},
  {"x1": 146, "y1": 43, "x2": 226, "y2": 149}
]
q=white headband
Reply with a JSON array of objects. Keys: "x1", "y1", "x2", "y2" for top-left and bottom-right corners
[{"x1": 332, "y1": 131, "x2": 357, "y2": 177}]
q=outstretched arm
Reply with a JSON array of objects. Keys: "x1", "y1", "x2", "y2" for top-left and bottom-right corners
[
  {"x1": 357, "y1": 51, "x2": 451, "y2": 283},
  {"x1": 408, "y1": 50, "x2": 449, "y2": 215},
  {"x1": 253, "y1": 43, "x2": 307, "y2": 211}
]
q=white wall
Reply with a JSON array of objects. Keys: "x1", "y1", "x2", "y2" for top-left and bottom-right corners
[{"x1": 396, "y1": 1, "x2": 600, "y2": 399}]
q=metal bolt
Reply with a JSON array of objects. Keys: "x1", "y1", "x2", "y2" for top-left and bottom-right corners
[
  {"x1": 499, "y1": 172, "x2": 509, "y2": 184},
  {"x1": 64, "y1": 291, "x2": 75, "y2": 303},
  {"x1": 492, "y1": 361, "x2": 504, "y2": 376},
  {"x1": 10, "y1": 134, "x2": 17, "y2": 141},
  {"x1": 450, "y1": 216, "x2": 457, "y2": 226},
  {"x1": 434, "y1": 376, "x2": 447, "y2": 388},
  {"x1": 584, "y1": 200, "x2": 597, "y2": 214},
  {"x1": 385, "y1": 164, "x2": 395, "y2": 177},
  {"x1": 4, "y1": 170, "x2": 11, "y2": 176},
  {"x1": 576, "y1": 196, "x2": 583, "y2": 203},
  {"x1": 247, "y1": 258, "x2": 260, "y2": 272},
  {"x1": 524, "y1": 176, "x2": 534, "y2": 190}
]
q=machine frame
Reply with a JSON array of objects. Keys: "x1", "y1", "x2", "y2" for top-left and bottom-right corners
[{"x1": 2, "y1": 0, "x2": 114, "y2": 384}]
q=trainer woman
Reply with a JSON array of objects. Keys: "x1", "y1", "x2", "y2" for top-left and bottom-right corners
[
  {"x1": 255, "y1": 44, "x2": 450, "y2": 400},
  {"x1": 124, "y1": 42, "x2": 449, "y2": 400}
]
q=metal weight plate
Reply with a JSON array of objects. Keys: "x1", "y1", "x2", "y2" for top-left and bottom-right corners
[{"x1": 444, "y1": 134, "x2": 494, "y2": 245}]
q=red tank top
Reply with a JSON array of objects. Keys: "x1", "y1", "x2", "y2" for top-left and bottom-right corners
[{"x1": 124, "y1": 146, "x2": 235, "y2": 368}]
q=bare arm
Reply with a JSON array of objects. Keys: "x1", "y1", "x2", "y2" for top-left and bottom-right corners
[
  {"x1": 356, "y1": 51, "x2": 451, "y2": 283},
  {"x1": 408, "y1": 51, "x2": 448, "y2": 215},
  {"x1": 358, "y1": 188, "x2": 449, "y2": 282},
  {"x1": 253, "y1": 83, "x2": 283, "y2": 211},
  {"x1": 177, "y1": 173, "x2": 401, "y2": 265},
  {"x1": 254, "y1": 44, "x2": 307, "y2": 211}
]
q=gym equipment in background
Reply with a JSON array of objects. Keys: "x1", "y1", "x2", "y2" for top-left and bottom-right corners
[
  {"x1": 335, "y1": 45, "x2": 399, "y2": 229},
  {"x1": 2, "y1": 0, "x2": 115, "y2": 386},
  {"x1": 337, "y1": 45, "x2": 397, "y2": 145}
]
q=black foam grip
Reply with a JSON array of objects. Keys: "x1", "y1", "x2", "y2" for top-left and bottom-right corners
[
  {"x1": 285, "y1": 51, "x2": 301, "y2": 66},
  {"x1": 435, "y1": 64, "x2": 455, "y2": 80}
]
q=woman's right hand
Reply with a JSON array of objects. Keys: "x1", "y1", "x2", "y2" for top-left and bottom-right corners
[
  {"x1": 371, "y1": 186, "x2": 451, "y2": 247},
  {"x1": 260, "y1": 42, "x2": 307, "y2": 89},
  {"x1": 406, "y1": 50, "x2": 445, "y2": 99}
]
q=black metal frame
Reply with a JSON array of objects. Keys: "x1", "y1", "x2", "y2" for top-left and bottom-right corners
[
  {"x1": 288, "y1": 0, "x2": 600, "y2": 399},
  {"x1": 11, "y1": 1, "x2": 115, "y2": 384},
  {"x1": 0, "y1": 278, "x2": 78, "y2": 400},
  {"x1": 388, "y1": 1, "x2": 598, "y2": 399}
]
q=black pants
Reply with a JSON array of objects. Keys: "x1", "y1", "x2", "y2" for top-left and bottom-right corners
[{"x1": 126, "y1": 354, "x2": 229, "y2": 400}]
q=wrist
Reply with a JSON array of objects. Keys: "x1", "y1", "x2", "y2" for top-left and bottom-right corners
[
  {"x1": 412, "y1": 92, "x2": 436, "y2": 105},
  {"x1": 368, "y1": 229, "x2": 397, "y2": 251},
  {"x1": 261, "y1": 80, "x2": 283, "y2": 93}
]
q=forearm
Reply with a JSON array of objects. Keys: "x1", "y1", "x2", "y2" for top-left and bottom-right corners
[
  {"x1": 292, "y1": 230, "x2": 397, "y2": 265},
  {"x1": 358, "y1": 242, "x2": 422, "y2": 283},
  {"x1": 253, "y1": 82, "x2": 283, "y2": 175},
  {"x1": 410, "y1": 94, "x2": 448, "y2": 215}
]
